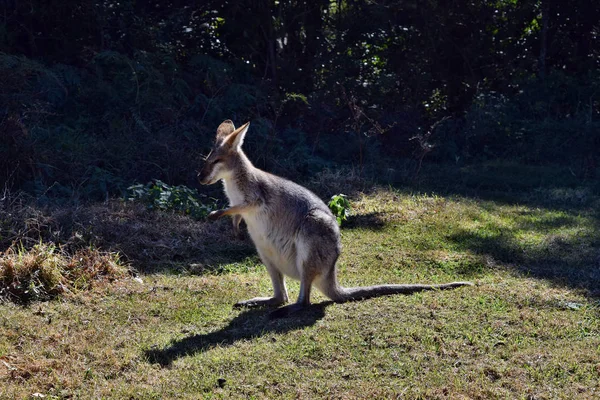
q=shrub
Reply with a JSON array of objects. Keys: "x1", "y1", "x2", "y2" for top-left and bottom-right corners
[
  {"x1": 126, "y1": 180, "x2": 217, "y2": 220},
  {"x1": 449, "y1": 71, "x2": 600, "y2": 171}
]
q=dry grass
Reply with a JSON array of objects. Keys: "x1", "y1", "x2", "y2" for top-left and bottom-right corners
[
  {"x1": 0, "y1": 243, "x2": 128, "y2": 303},
  {"x1": 1, "y1": 199, "x2": 256, "y2": 273}
]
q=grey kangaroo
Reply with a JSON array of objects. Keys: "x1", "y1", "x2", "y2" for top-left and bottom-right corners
[{"x1": 198, "y1": 120, "x2": 473, "y2": 318}]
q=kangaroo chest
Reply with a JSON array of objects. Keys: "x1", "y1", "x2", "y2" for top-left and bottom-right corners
[
  {"x1": 223, "y1": 179, "x2": 244, "y2": 207},
  {"x1": 246, "y1": 216, "x2": 300, "y2": 280},
  {"x1": 222, "y1": 178, "x2": 300, "y2": 280}
]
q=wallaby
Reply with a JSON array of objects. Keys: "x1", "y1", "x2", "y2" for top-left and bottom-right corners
[{"x1": 198, "y1": 120, "x2": 473, "y2": 318}]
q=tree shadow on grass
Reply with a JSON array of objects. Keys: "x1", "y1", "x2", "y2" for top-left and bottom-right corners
[
  {"x1": 383, "y1": 163, "x2": 600, "y2": 297},
  {"x1": 445, "y1": 206, "x2": 600, "y2": 297},
  {"x1": 449, "y1": 229, "x2": 600, "y2": 295},
  {"x1": 401, "y1": 162, "x2": 600, "y2": 213},
  {"x1": 145, "y1": 302, "x2": 332, "y2": 367}
]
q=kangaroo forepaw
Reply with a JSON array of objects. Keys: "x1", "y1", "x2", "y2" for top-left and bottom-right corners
[{"x1": 208, "y1": 210, "x2": 224, "y2": 221}]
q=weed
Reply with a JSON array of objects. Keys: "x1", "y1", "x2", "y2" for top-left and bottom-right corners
[{"x1": 328, "y1": 194, "x2": 351, "y2": 226}]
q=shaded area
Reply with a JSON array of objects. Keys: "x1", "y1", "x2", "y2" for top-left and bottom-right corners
[
  {"x1": 145, "y1": 303, "x2": 330, "y2": 367},
  {"x1": 399, "y1": 163, "x2": 600, "y2": 212},
  {"x1": 2, "y1": 2, "x2": 599, "y2": 203},
  {"x1": 344, "y1": 212, "x2": 387, "y2": 231},
  {"x1": 0, "y1": 198, "x2": 256, "y2": 274}
]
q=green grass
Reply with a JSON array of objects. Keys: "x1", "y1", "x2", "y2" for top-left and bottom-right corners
[{"x1": 1, "y1": 178, "x2": 600, "y2": 399}]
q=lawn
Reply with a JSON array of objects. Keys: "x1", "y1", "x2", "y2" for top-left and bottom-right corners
[{"x1": 1, "y1": 167, "x2": 599, "y2": 399}]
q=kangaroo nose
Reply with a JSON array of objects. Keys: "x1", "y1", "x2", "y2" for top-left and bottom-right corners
[
  {"x1": 197, "y1": 170, "x2": 206, "y2": 185},
  {"x1": 198, "y1": 170, "x2": 212, "y2": 185}
]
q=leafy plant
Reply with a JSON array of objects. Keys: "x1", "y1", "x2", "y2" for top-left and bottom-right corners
[
  {"x1": 126, "y1": 180, "x2": 217, "y2": 220},
  {"x1": 328, "y1": 194, "x2": 351, "y2": 226}
]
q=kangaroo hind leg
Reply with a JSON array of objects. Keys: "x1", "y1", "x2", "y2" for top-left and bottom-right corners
[
  {"x1": 269, "y1": 234, "x2": 331, "y2": 319},
  {"x1": 234, "y1": 258, "x2": 288, "y2": 309},
  {"x1": 232, "y1": 215, "x2": 243, "y2": 239},
  {"x1": 269, "y1": 271, "x2": 315, "y2": 319}
]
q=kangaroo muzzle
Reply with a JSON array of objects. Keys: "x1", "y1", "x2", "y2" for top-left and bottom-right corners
[{"x1": 197, "y1": 169, "x2": 212, "y2": 185}]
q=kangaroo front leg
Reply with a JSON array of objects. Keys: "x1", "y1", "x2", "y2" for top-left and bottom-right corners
[
  {"x1": 208, "y1": 203, "x2": 257, "y2": 221},
  {"x1": 234, "y1": 259, "x2": 288, "y2": 309}
]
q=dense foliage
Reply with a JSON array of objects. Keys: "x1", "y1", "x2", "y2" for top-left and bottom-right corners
[
  {"x1": 1, "y1": 0, "x2": 599, "y2": 199},
  {"x1": 127, "y1": 180, "x2": 217, "y2": 219}
]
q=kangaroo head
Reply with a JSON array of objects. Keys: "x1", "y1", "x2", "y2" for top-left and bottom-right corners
[{"x1": 198, "y1": 120, "x2": 250, "y2": 185}]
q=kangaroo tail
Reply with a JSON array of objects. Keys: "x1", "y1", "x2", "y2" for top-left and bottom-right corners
[{"x1": 323, "y1": 281, "x2": 474, "y2": 303}]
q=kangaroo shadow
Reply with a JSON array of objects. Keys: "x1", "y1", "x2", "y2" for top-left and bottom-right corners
[{"x1": 144, "y1": 302, "x2": 332, "y2": 367}]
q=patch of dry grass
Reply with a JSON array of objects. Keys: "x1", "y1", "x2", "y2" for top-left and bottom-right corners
[
  {"x1": 1, "y1": 198, "x2": 255, "y2": 273},
  {"x1": 0, "y1": 243, "x2": 128, "y2": 303}
]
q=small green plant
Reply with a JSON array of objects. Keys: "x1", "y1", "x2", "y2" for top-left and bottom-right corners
[
  {"x1": 126, "y1": 180, "x2": 217, "y2": 220},
  {"x1": 328, "y1": 194, "x2": 351, "y2": 226}
]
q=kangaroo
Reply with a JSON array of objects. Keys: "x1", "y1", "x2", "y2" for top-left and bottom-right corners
[{"x1": 198, "y1": 120, "x2": 473, "y2": 318}]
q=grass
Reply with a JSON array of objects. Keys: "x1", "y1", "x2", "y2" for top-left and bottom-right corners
[
  {"x1": 0, "y1": 243, "x2": 129, "y2": 303},
  {"x1": 1, "y1": 167, "x2": 600, "y2": 399}
]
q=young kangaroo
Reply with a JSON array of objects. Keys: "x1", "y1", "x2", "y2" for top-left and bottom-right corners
[{"x1": 198, "y1": 120, "x2": 473, "y2": 318}]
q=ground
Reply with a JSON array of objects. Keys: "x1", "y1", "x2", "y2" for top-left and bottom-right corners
[{"x1": 1, "y1": 171, "x2": 599, "y2": 399}]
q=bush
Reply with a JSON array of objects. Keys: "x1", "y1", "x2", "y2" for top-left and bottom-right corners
[
  {"x1": 126, "y1": 180, "x2": 217, "y2": 220},
  {"x1": 432, "y1": 71, "x2": 600, "y2": 175}
]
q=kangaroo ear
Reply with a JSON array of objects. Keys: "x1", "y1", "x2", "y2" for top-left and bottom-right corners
[
  {"x1": 216, "y1": 120, "x2": 236, "y2": 141},
  {"x1": 225, "y1": 121, "x2": 250, "y2": 151}
]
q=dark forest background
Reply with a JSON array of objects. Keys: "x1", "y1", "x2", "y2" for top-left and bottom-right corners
[{"x1": 1, "y1": 0, "x2": 599, "y2": 202}]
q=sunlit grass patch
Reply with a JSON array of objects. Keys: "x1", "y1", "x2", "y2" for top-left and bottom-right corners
[{"x1": 345, "y1": 186, "x2": 599, "y2": 292}]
